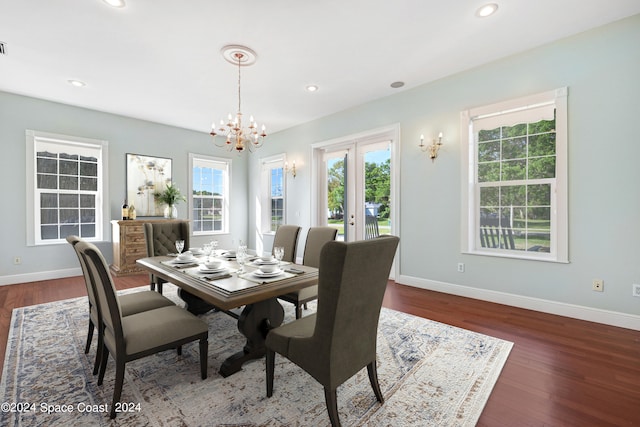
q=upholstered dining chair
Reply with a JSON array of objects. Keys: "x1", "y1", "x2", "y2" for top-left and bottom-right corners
[
  {"x1": 66, "y1": 235, "x2": 175, "y2": 375},
  {"x1": 266, "y1": 235, "x2": 399, "y2": 427},
  {"x1": 278, "y1": 226, "x2": 338, "y2": 318},
  {"x1": 144, "y1": 221, "x2": 190, "y2": 293},
  {"x1": 272, "y1": 224, "x2": 301, "y2": 262},
  {"x1": 76, "y1": 240, "x2": 209, "y2": 419}
]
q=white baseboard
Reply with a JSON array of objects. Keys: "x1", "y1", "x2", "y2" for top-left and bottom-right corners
[
  {"x1": 397, "y1": 274, "x2": 640, "y2": 331},
  {"x1": 0, "y1": 268, "x2": 82, "y2": 287},
  {"x1": 3, "y1": 269, "x2": 638, "y2": 331}
]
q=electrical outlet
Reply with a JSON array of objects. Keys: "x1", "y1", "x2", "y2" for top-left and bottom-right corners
[
  {"x1": 457, "y1": 263, "x2": 465, "y2": 273},
  {"x1": 592, "y1": 279, "x2": 604, "y2": 292},
  {"x1": 13, "y1": 256, "x2": 22, "y2": 265},
  {"x1": 633, "y1": 284, "x2": 640, "y2": 298}
]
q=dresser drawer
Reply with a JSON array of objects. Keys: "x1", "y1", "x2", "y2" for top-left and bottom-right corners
[
  {"x1": 125, "y1": 245, "x2": 147, "y2": 256},
  {"x1": 123, "y1": 224, "x2": 144, "y2": 235}
]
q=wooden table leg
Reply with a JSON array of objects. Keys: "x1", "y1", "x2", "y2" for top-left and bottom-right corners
[
  {"x1": 219, "y1": 298, "x2": 284, "y2": 377},
  {"x1": 178, "y1": 289, "x2": 217, "y2": 315}
]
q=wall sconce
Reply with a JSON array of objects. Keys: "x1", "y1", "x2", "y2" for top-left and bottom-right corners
[
  {"x1": 284, "y1": 160, "x2": 297, "y2": 178},
  {"x1": 419, "y1": 132, "x2": 443, "y2": 162}
]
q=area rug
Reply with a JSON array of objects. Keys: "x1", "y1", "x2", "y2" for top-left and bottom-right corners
[{"x1": 0, "y1": 284, "x2": 512, "y2": 426}]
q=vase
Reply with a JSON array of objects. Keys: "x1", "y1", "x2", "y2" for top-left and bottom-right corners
[{"x1": 164, "y1": 204, "x2": 178, "y2": 219}]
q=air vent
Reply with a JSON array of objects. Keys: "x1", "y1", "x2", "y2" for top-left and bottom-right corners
[{"x1": 0, "y1": 42, "x2": 6, "y2": 55}]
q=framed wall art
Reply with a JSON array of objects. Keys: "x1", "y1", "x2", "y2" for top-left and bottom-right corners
[{"x1": 126, "y1": 153, "x2": 172, "y2": 217}]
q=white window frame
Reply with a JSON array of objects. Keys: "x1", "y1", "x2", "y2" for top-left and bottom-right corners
[
  {"x1": 460, "y1": 88, "x2": 568, "y2": 262},
  {"x1": 260, "y1": 154, "x2": 286, "y2": 234},
  {"x1": 188, "y1": 153, "x2": 230, "y2": 235},
  {"x1": 26, "y1": 130, "x2": 108, "y2": 246}
]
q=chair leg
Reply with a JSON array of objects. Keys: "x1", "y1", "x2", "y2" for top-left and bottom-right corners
[
  {"x1": 266, "y1": 349, "x2": 275, "y2": 397},
  {"x1": 110, "y1": 361, "x2": 126, "y2": 419},
  {"x1": 93, "y1": 326, "x2": 104, "y2": 375},
  {"x1": 199, "y1": 338, "x2": 208, "y2": 380},
  {"x1": 157, "y1": 282, "x2": 163, "y2": 294},
  {"x1": 150, "y1": 282, "x2": 156, "y2": 291},
  {"x1": 97, "y1": 349, "x2": 109, "y2": 386},
  {"x1": 85, "y1": 320, "x2": 94, "y2": 354},
  {"x1": 177, "y1": 345, "x2": 182, "y2": 356},
  {"x1": 295, "y1": 304, "x2": 302, "y2": 319},
  {"x1": 367, "y1": 361, "x2": 384, "y2": 403},
  {"x1": 324, "y1": 387, "x2": 341, "y2": 427}
]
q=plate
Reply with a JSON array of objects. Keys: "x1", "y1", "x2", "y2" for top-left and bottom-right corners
[
  {"x1": 222, "y1": 252, "x2": 236, "y2": 258},
  {"x1": 253, "y1": 269, "x2": 284, "y2": 278},
  {"x1": 254, "y1": 259, "x2": 278, "y2": 265},
  {"x1": 199, "y1": 266, "x2": 226, "y2": 274},
  {"x1": 174, "y1": 257, "x2": 197, "y2": 264}
]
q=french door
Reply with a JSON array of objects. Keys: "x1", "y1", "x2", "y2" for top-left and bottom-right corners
[{"x1": 312, "y1": 125, "x2": 398, "y2": 242}]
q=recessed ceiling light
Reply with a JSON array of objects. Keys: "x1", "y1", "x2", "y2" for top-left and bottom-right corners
[
  {"x1": 390, "y1": 81, "x2": 404, "y2": 89},
  {"x1": 476, "y1": 3, "x2": 498, "y2": 18},
  {"x1": 306, "y1": 85, "x2": 319, "y2": 92},
  {"x1": 103, "y1": 0, "x2": 126, "y2": 8},
  {"x1": 68, "y1": 79, "x2": 87, "y2": 88}
]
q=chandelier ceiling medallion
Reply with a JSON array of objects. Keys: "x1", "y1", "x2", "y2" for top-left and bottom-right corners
[{"x1": 211, "y1": 45, "x2": 267, "y2": 153}]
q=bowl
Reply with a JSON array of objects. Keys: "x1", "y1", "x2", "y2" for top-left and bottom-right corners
[
  {"x1": 177, "y1": 251, "x2": 194, "y2": 261},
  {"x1": 260, "y1": 254, "x2": 275, "y2": 262},
  {"x1": 259, "y1": 264, "x2": 278, "y2": 273},
  {"x1": 204, "y1": 259, "x2": 223, "y2": 269},
  {"x1": 189, "y1": 247, "x2": 203, "y2": 254}
]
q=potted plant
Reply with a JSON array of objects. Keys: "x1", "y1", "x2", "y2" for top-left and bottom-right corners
[{"x1": 154, "y1": 182, "x2": 186, "y2": 218}]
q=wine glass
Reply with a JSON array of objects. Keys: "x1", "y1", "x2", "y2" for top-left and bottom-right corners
[
  {"x1": 211, "y1": 240, "x2": 219, "y2": 257},
  {"x1": 203, "y1": 242, "x2": 212, "y2": 261},
  {"x1": 274, "y1": 246, "x2": 284, "y2": 269},
  {"x1": 175, "y1": 239, "x2": 185, "y2": 255},
  {"x1": 237, "y1": 243, "x2": 248, "y2": 274}
]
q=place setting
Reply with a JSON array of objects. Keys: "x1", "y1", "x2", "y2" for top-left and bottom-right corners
[
  {"x1": 164, "y1": 251, "x2": 199, "y2": 269},
  {"x1": 188, "y1": 258, "x2": 235, "y2": 281}
]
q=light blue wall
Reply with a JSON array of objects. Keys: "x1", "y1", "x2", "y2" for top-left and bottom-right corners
[
  {"x1": 1, "y1": 15, "x2": 638, "y2": 323},
  {"x1": 0, "y1": 92, "x2": 248, "y2": 281},
  {"x1": 248, "y1": 14, "x2": 640, "y2": 319}
]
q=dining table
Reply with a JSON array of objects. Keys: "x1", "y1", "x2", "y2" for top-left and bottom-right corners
[{"x1": 136, "y1": 253, "x2": 318, "y2": 377}]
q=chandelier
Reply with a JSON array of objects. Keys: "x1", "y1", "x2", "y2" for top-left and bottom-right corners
[{"x1": 211, "y1": 45, "x2": 267, "y2": 153}]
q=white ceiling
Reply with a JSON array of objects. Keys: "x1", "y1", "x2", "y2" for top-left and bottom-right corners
[{"x1": 1, "y1": 1, "x2": 639, "y2": 135}]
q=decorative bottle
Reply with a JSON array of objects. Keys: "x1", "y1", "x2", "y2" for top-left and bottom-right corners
[{"x1": 122, "y1": 199, "x2": 129, "y2": 220}]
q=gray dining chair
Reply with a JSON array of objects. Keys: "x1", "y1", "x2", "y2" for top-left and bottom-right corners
[
  {"x1": 144, "y1": 221, "x2": 190, "y2": 293},
  {"x1": 278, "y1": 226, "x2": 338, "y2": 318},
  {"x1": 266, "y1": 235, "x2": 400, "y2": 427},
  {"x1": 76, "y1": 240, "x2": 209, "y2": 419},
  {"x1": 272, "y1": 225, "x2": 301, "y2": 262},
  {"x1": 66, "y1": 235, "x2": 175, "y2": 375}
]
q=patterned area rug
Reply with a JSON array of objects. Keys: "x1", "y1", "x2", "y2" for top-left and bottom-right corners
[{"x1": 0, "y1": 285, "x2": 512, "y2": 426}]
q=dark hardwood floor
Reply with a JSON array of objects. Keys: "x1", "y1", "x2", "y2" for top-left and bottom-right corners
[{"x1": 1, "y1": 275, "x2": 638, "y2": 426}]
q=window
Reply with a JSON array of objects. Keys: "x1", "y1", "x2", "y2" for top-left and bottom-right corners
[
  {"x1": 26, "y1": 130, "x2": 108, "y2": 245},
  {"x1": 260, "y1": 155, "x2": 286, "y2": 233},
  {"x1": 460, "y1": 88, "x2": 568, "y2": 262},
  {"x1": 189, "y1": 154, "x2": 230, "y2": 235}
]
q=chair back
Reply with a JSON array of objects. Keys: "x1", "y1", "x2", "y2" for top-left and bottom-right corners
[
  {"x1": 479, "y1": 216, "x2": 515, "y2": 249},
  {"x1": 314, "y1": 235, "x2": 399, "y2": 387},
  {"x1": 144, "y1": 221, "x2": 191, "y2": 257},
  {"x1": 272, "y1": 225, "x2": 301, "y2": 262},
  {"x1": 76, "y1": 241, "x2": 125, "y2": 356},
  {"x1": 66, "y1": 235, "x2": 99, "y2": 311},
  {"x1": 302, "y1": 227, "x2": 338, "y2": 268},
  {"x1": 364, "y1": 215, "x2": 380, "y2": 240}
]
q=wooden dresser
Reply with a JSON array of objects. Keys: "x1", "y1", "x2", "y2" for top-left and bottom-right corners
[{"x1": 110, "y1": 219, "x2": 187, "y2": 276}]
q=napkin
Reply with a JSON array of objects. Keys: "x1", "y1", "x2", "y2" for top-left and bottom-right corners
[
  {"x1": 174, "y1": 263, "x2": 198, "y2": 269},
  {"x1": 203, "y1": 273, "x2": 232, "y2": 281}
]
